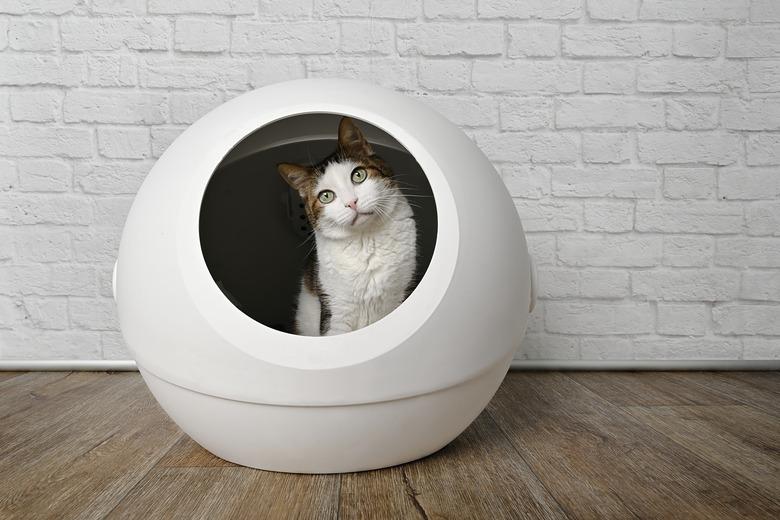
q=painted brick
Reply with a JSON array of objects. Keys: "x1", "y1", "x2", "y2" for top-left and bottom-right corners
[
  {"x1": 97, "y1": 127, "x2": 150, "y2": 159},
  {"x1": 748, "y1": 61, "x2": 780, "y2": 93},
  {"x1": 0, "y1": 330, "x2": 101, "y2": 359},
  {"x1": 665, "y1": 98, "x2": 719, "y2": 130},
  {"x1": 307, "y1": 57, "x2": 418, "y2": 90},
  {"x1": 583, "y1": 201, "x2": 634, "y2": 232},
  {"x1": 14, "y1": 229, "x2": 71, "y2": 262},
  {"x1": 475, "y1": 131, "x2": 579, "y2": 163},
  {"x1": 557, "y1": 96, "x2": 664, "y2": 128},
  {"x1": 752, "y1": 0, "x2": 780, "y2": 22},
  {"x1": 664, "y1": 167, "x2": 715, "y2": 199},
  {"x1": 518, "y1": 334, "x2": 579, "y2": 360},
  {"x1": 632, "y1": 269, "x2": 739, "y2": 301},
  {"x1": 587, "y1": 0, "x2": 639, "y2": 21},
  {"x1": 170, "y1": 91, "x2": 222, "y2": 124},
  {"x1": 634, "y1": 338, "x2": 741, "y2": 360},
  {"x1": 722, "y1": 98, "x2": 780, "y2": 131},
  {"x1": 499, "y1": 97, "x2": 553, "y2": 131},
  {"x1": 232, "y1": 21, "x2": 339, "y2": 54},
  {"x1": 719, "y1": 167, "x2": 780, "y2": 200},
  {"x1": 477, "y1": 0, "x2": 582, "y2": 20},
  {"x1": 713, "y1": 304, "x2": 780, "y2": 335},
  {"x1": 716, "y1": 238, "x2": 780, "y2": 267},
  {"x1": 150, "y1": 127, "x2": 185, "y2": 158},
  {"x1": 638, "y1": 61, "x2": 744, "y2": 93},
  {"x1": 139, "y1": 58, "x2": 247, "y2": 90},
  {"x1": 582, "y1": 132, "x2": 631, "y2": 164},
  {"x1": 422, "y1": 95, "x2": 497, "y2": 127},
  {"x1": 640, "y1": 0, "x2": 749, "y2": 21},
  {"x1": 424, "y1": 0, "x2": 474, "y2": 19},
  {"x1": 249, "y1": 58, "x2": 305, "y2": 87},
  {"x1": 742, "y1": 271, "x2": 780, "y2": 301},
  {"x1": 18, "y1": 159, "x2": 71, "y2": 192},
  {"x1": 747, "y1": 134, "x2": 780, "y2": 165},
  {"x1": 514, "y1": 200, "x2": 582, "y2": 231},
  {"x1": 101, "y1": 331, "x2": 131, "y2": 359},
  {"x1": 728, "y1": 25, "x2": 780, "y2": 57},
  {"x1": 86, "y1": 55, "x2": 137, "y2": 87},
  {"x1": 581, "y1": 337, "x2": 634, "y2": 360},
  {"x1": 538, "y1": 268, "x2": 629, "y2": 299},
  {"x1": 526, "y1": 235, "x2": 556, "y2": 265},
  {"x1": 0, "y1": 160, "x2": 17, "y2": 191},
  {"x1": 69, "y1": 297, "x2": 118, "y2": 330},
  {"x1": 637, "y1": 132, "x2": 740, "y2": 165},
  {"x1": 472, "y1": 60, "x2": 580, "y2": 93},
  {"x1": 673, "y1": 26, "x2": 724, "y2": 57},
  {"x1": 61, "y1": 17, "x2": 170, "y2": 51},
  {"x1": 0, "y1": 55, "x2": 86, "y2": 86},
  {"x1": 148, "y1": 0, "x2": 255, "y2": 15},
  {"x1": 546, "y1": 302, "x2": 654, "y2": 335},
  {"x1": 9, "y1": 90, "x2": 62, "y2": 122},
  {"x1": 552, "y1": 166, "x2": 657, "y2": 198},
  {"x1": 175, "y1": 18, "x2": 229, "y2": 53},
  {"x1": 74, "y1": 161, "x2": 152, "y2": 195},
  {"x1": 91, "y1": 0, "x2": 145, "y2": 14},
  {"x1": 0, "y1": 265, "x2": 96, "y2": 296},
  {"x1": 64, "y1": 90, "x2": 168, "y2": 124},
  {"x1": 398, "y1": 23, "x2": 502, "y2": 56},
  {"x1": 583, "y1": 62, "x2": 634, "y2": 94},
  {"x1": 9, "y1": 19, "x2": 58, "y2": 51},
  {"x1": 418, "y1": 60, "x2": 471, "y2": 91},
  {"x1": 563, "y1": 25, "x2": 671, "y2": 57},
  {"x1": 507, "y1": 24, "x2": 559, "y2": 57},
  {"x1": 558, "y1": 235, "x2": 662, "y2": 267},
  {"x1": 341, "y1": 20, "x2": 394, "y2": 55},
  {"x1": 743, "y1": 338, "x2": 780, "y2": 360},
  {"x1": 657, "y1": 304, "x2": 708, "y2": 336},
  {"x1": 0, "y1": 0, "x2": 79, "y2": 15},
  {"x1": 501, "y1": 165, "x2": 551, "y2": 199},
  {"x1": 663, "y1": 236, "x2": 713, "y2": 267},
  {"x1": 0, "y1": 126, "x2": 92, "y2": 158},
  {"x1": 746, "y1": 202, "x2": 780, "y2": 236},
  {"x1": 635, "y1": 201, "x2": 743, "y2": 234},
  {"x1": 20, "y1": 297, "x2": 68, "y2": 330}
]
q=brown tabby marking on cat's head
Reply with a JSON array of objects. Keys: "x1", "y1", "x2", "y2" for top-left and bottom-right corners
[{"x1": 277, "y1": 117, "x2": 396, "y2": 230}]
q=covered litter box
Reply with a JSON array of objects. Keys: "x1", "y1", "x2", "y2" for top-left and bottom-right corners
[{"x1": 114, "y1": 79, "x2": 535, "y2": 473}]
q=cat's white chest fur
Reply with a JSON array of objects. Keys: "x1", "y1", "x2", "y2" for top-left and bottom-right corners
[{"x1": 296, "y1": 200, "x2": 416, "y2": 336}]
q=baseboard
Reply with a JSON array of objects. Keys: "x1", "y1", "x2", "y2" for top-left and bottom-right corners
[
  {"x1": 0, "y1": 360, "x2": 138, "y2": 371},
  {"x1": 511, "y1": 359, "x2": 780, "y2": 371},
  {"x1": 0, "y1": 359, "x2": 778, "y2": 371}
]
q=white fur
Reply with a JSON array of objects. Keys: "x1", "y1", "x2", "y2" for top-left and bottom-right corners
[{"x1": 294, "y1": 160, "x2": 417, "y2": 336}]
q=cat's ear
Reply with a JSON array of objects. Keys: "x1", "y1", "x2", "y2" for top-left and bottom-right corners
[
  {"x1": 338, "y1": 117, "x2": 373, "y2": 156},
  {"x1": 277, "y1": 163, "x2": 312, "y2": 194}
]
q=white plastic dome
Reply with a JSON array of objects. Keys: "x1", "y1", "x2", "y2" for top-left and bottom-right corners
[{"x1": 115, "y1": 79, "x2": 534, "y2": 473}]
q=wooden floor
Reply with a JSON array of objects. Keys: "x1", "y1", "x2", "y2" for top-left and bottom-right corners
[{"x1": 0, "y1": 371, "x2": 778, "y2": 519}]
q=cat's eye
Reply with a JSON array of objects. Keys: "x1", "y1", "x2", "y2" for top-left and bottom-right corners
[
  {"x1": 351, "y1": 168, "x2": 367, "y2": 184},
  {"x1": 318, "y1": 190, "x2": 335, "y2": 204}
]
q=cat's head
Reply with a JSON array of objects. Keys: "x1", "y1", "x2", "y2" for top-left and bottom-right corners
[{"x1": 278, "y1": 117, "x2": 399, "y2": 239}]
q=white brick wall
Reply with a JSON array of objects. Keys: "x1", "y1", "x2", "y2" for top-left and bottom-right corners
[{"x1": 0, "y1": 0, "x2": 778, "y2": 362}]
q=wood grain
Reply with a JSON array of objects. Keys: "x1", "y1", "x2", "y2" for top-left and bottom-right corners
[
  {"x1": 0, "y1": 371, "x2": 778, "y2": 519},
  {"x1": 339, "y1": 413, "x2": 566, "y2": 519},
  {"x1": 488, "y1": 372, "x2": 780, "y2": 519}
]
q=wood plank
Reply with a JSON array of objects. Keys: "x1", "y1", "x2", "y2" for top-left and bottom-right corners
[
  {"x1": 107, "y1": 467, "x2": 339, "y2": 519},
  {"x1": 0, "y1": 371, "x2": 83, "y2": 420},
  {"x1": 682, "y1": 372, "x2": 780, "y2": 418},
  {"x1": 626, "y1": 404, "x2": 780, "y2": 501},
  {"x1": 339, "y1": 412, "x2": 567, "y2": 520},
  {"x1": 568, "y1": 371, "x2": 739, "y2": 407},
  {"x1": 0, "y1": 371, "x2": 26, "y2": 384},
  {"x1": 488, "y1": 372, "x2": 780, "y2": 519},
  {"x1": 724, "y1": 371, "x2": 780, "y2": 395},
  {"x1": 155, "y1": 435, "x2": 236, "y2": 468},
  {"x1": 0, "y1": 373, "x2": 182, "y2": 520}
]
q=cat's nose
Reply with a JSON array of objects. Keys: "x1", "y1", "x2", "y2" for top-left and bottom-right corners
[{"x1": 345, "y1": 198, "x2": 358, "y2": 211}]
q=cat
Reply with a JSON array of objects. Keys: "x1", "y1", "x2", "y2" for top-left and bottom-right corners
[{"x1": 278, "y1": 117, "x2": 417, "y2": 336}]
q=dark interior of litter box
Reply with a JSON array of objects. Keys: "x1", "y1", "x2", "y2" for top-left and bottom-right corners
[{"x1": 199, "y1": 114, "x2": 438, "y2": 334}]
